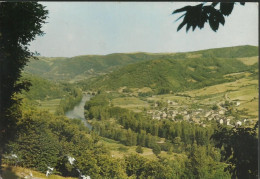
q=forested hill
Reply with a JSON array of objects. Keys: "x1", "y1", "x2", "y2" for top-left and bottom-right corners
[
  {"x1": 24, "y1": 53, "x2": 178, "y2": 81},
  {"x1": 24, "y1": 45, "x2": 258, "y2": 82},
  {"x1": 188, "y1": 45, "x2": 258, "y2": 58},
  {"x1": 83, "y1": 55, "x2": 258, "y2": 92}
]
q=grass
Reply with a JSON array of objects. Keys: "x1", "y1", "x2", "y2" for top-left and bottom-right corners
[
  {"x1": 99, "y1": 137, "x2": 178, "y2": 160},
  {"x1": 237, "y1": 56, "x2": 258, "y2": 65},
  {"x1": 2, "y1": 165, "x2": 76, "y2": 179},
  {"x1": 112, "y1": 97, "x2": 149, "y2": 112}
]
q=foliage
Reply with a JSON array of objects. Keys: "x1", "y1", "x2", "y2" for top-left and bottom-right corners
[
  {"x1": 56, "y1": 87, "x2": 82, "y2": 115},
  {"x1": 136, "y1": 146, "x2": 144, "y2": 154},
  {"x1": 3, "y1": 108, "x2": 129, "y2": 178},
  {"x1": 211, "y1": 123, "x2": 258, "y2": 178},
  {"x1": 20, "y1": 73, "x2": 68, "y2": 101},
  {"x1": 185, "y1": 143, "x2": 230, "y2": 178},
  {"x1": 0, "y1": 2, "x2": 48, "y2": 175},
  {"x1": 172, "y1": 2, "x2": 245, "y2": 32},
  {"x1": 152, "y1": 144, "x2": 161, "y2": 156},
  {"x1": 85, "y1": 52, "x2": 256, "y2": 92}
]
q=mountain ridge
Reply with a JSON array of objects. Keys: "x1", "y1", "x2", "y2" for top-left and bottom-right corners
[{"x1": 24, "y1": 45, "x2": 258, "y2": 82}]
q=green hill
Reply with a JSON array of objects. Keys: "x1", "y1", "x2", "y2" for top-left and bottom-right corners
[
  {"x1": 24, "y1": 53, "x2": 178, "y2": 81},
  {"x1": 24, "y1": 45, "x2": 258, "y2": 82},
  {"x1": 191, "y1": 45, "x2": 258, "y2": 58},
  {"x1": 20, "y1": 73, "x2": 66, "y2": 100},
  {"x1": 84, "y1": 56, "x2": 257, "y2": 92}
]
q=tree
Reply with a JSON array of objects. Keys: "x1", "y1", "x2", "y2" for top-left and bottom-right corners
[
  {"x1": 136, "y1": 145, "x2": 144, "y2": 154},
  {"x1": 211, "y1": 123, "x2": 258, "y2": 178},
  {"x1": 0, "y1": 2, "x2": 48, "y2": 175},
  {"x1": 152, "y1": 144, "x2": 161, "y2": 156},
  {"x1": 173, "y1": 2, "x2": 245, "y2": 32}
]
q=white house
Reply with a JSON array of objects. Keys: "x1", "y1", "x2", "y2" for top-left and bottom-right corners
[{"x1": 236, "y1": 121, "x2": 242, "y2": 126}]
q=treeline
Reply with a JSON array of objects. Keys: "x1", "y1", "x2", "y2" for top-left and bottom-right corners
[
  {"x1": 56, "y1": 87, "x2": 82, "y2": 115},
  {"x1": 85, "y1": 93, "x2": 215, "y2": 154},
  {"x1": 93, "y1": 120, "x2": 159, "y2": 149},
  {"x1": 84, "y1": 95, "x2": 160, "y2": 149}
]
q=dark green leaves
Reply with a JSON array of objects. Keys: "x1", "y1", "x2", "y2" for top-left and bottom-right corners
[
  {"x1": 173, "y1": 4, "x2": 207, "y2": 32},
  {"x1": 220, "y1": 3, "x2": 234, "y2": 16},
  {"x1": 173, "y1": 2, "x2": 244, "y2": 32}
]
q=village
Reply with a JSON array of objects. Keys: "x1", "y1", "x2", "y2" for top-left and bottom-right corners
[{"x1": 146, "y1": 99, "x2": 250, "y2": 127}]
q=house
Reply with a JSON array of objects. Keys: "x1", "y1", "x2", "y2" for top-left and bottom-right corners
[
  {"x1": 184, "y1": 114, "x2": 190, "y2": 121},
  {"x1": 236, "y1": 121, "x2": 242, "y2": 126},
  {"x1": 153, "y1": 115, "x2": 161, "y2": 120},
  {"x1": 226, "y1": 118, "x2": 231, "y2": 126},
  {"x1": 219, "y1": 110, "x2": 225, "y2": 115},
  {"x1": 219, "y1": 119, "x2": 224, "y2": 124},
  {"x1": 204, "y1": 111, "x2": 212, "y2": 117}
]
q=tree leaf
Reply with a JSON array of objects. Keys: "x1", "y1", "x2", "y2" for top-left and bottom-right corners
[
  {"x1": 172, "y1": 6, "x2": 191, "y2": 14},
  {"x1": 220, "y1": 3, "x2": 234, "y2": 16}
]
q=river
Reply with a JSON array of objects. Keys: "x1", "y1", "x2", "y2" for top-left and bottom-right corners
[{"x1": 65, "y1": 93, "x2": 92, "y2": 130}]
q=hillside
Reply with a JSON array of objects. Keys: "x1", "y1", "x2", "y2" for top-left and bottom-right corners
[
  {"x1": 24, "y1": 45, "x2": 258, "y2": 82},
  {"x1": 24, "y1": 53, "x2": 177, "y2": 82},
  {"x1": 82, "y1": 56, "x2": 258, "y2": 92},
  {"x1": 20, "y1": 73, "x2": 67, "y2": 100}
]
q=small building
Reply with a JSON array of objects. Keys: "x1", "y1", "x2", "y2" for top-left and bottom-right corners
[
  {"x1": 161, "y1": 112, "x2": 167, "y2": 118},
  {"x1": 219, "y1": 110, "x2": 225, "y2": 115},
  {"x1": 236, "y1": 121, "x2": 242, "y2": 126},
  {"x1": 205, "y1": 111, "x2": 212, "y2": 118},
  {"x1": 219, "y1": 119, "x2": 224, "y2": 124},
  {"x1": 226, "y1": 118, "x2": 231, "y2": 126}
]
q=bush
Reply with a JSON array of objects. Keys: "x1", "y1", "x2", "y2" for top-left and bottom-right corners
[
  {"x1": 152, "y1": 144, "x2": 161, "y2": 155},
  {"x1": 136, "y1": 146, "x2": 144, "y2": 154}
]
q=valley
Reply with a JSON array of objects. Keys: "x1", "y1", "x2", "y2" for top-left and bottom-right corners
[{"x1": 3, "y1": 45, "x2": 258, "y2": 179}]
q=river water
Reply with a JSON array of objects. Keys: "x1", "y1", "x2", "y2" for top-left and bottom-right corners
[{"x1": 65, "y1": 93, "x2": 92, "y2": 130}]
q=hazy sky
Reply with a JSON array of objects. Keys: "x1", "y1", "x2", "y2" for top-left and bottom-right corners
[{"x1": 29, "y1": 2, "x2": 258, "y2": 57}]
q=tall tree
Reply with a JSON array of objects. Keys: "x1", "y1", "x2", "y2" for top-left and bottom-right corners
[
  {"x1": 0, "y1": 2, "x2": 48, "y2": 176},
  {"x1": 211, "y1": 124, "x2": 258, "y2": 178}
]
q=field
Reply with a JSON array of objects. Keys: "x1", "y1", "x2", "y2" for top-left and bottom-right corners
[
  {"x1": 112, "y1": 97, "x2": 149, "y2": 112},
  {"x1": 112, "y1": 75, "x2": 258, "y2": 122},
  {"x1": 36, "y1": 99, "x2": 61, "y2": 113},
  {"x1": 99, "y1": 137, "x2": 183, "y2": 161}
]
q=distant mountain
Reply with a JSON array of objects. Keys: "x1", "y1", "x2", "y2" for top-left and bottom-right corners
[
  {"x1": 191, "y1": 45, "x2": 258, "y2": 58},
  {"x1": 24, "y1": 45, "x2": 258, "y2": 82},
  {"x1": 24, "y1": 53, "x2": 178, "y2": 81}
]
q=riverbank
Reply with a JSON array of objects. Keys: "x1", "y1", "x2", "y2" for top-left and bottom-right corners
[{"x1": 65, "y1": 93, "x2": 92, "y2": 129}]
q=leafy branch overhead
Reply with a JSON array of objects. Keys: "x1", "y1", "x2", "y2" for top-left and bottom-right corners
[{"x1": 173, "y1": 2, "x2": 245, "y2": 32}]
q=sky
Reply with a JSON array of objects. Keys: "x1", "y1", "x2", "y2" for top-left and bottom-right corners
[{"x1": 29, "y1": 2, "x2": 259, "y2": 57}]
